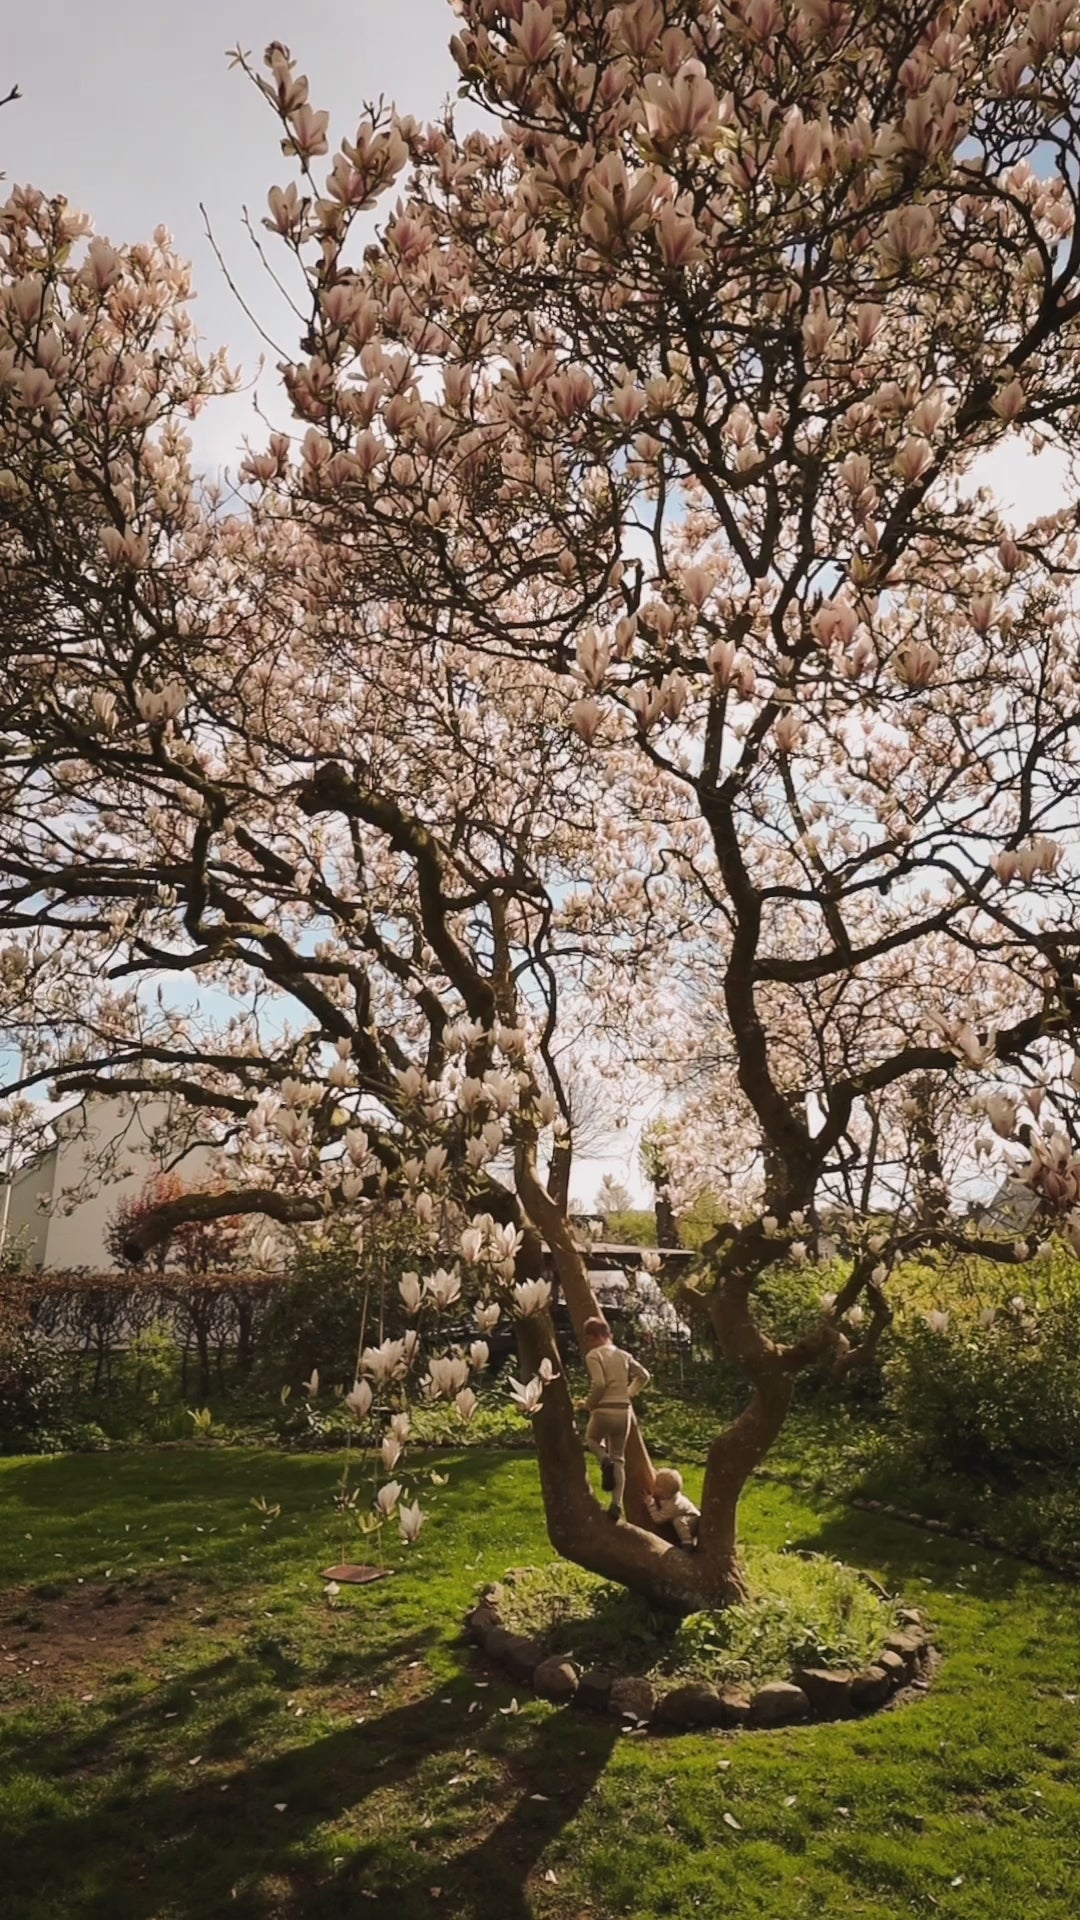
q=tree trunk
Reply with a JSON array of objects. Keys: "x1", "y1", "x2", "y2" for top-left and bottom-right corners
[
  {"x1": 910, "y1": 1077, "x2": 947, "y2": 1232},
  {"x1": 513, "y1": 1155, "x2": 756, "y2": 1611},
  {"x1": 654, "y1": 1188, "x2": 680, "y2": 1249},
  {"x1": 515, "y1": 1309, "x2": 749, "y2": 1610}
]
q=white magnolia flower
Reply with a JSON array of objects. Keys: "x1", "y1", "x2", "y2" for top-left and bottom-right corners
[
  {"x1": 491, "y1": 1222, "x2": 523, "y2": 1262},
  {"x1": 846, "y1": 1303, "x2": 865, "y2": 1328},
  {"x1": 455, "y1": 1387, "x2": 479, "y2": 1423},
  {"x1": 426, "y1": 1354, "x2": 470, "y2": 1399},
  {"x1": 513, "y1": 1278, "x2": 552, "y2": 1318},
  {"x1": 475, "y1": 1301, "x2": 501, "y2": 1333},
  {"x1": 426, "y1": 1266, "x2": 462, "y2": 1311},
  {"x1": 360, "y1": 1339, "x2": 408, "y2": 1383},
  {"x1": 381, "y1": 1434, "x2": 403, "y2": 1473},
  {"x1": 345, "y1": 1378, "x2": 373, "y2": 1421},
  {"x1": 467, "y1": 1341, "x2": 490, "y2": 1372},
  {"x1": 389, "y1": 1411, "x2": 411, "y2": 1442},
  {"x1": 538, "y1": 1357, "x2": 560, "y2": 1384},
  {"x1": 458, "y1": 1076, "x2": 488, "y2": 1114},
  {"x1": 484, "y1": 1071, "x2": 518, "y2": 1114},
  {"x1": 302, "y1": 1368, "x2": 320, "y2": 1397},
  {"x1": 460, "y1": 1226, "x2": 485, "y2": 1264},
  {"x1": 985, "y1": 1092, "x2": 1018, "y2": 1139},
  {"x1": 375, "y1": 1480, "x2": 402, "y2": 1517},
  {"x1": 790, "y1": 1241, "x2": 808, "y2": 1266},
  {"x1": 926, "y1": 1309, "x2": 950, "y2": 1334},
  {"x1": 399, "y1": 1271, "x2": 424, "y2": 1314},
  {"x1": 424, "y1": 1144, "x2": 448, "y2": 1179},
  {"x1": 398, "y1": 1501, "x2": 426, "y2": 1545},
  {"x1": 978, "y1": 1307, "x2": 996, "y2": 1328},
  {"x1": 508, "y1": 1375, "x2": 545, "y2": 1416},
  {"x1": 345, "y1": 1128, "x2": 370, "y2": 1166}
]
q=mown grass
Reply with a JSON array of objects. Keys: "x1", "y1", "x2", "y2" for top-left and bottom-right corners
[{"x1": 1, "y1": 1447, "x2": 1079, "y2": 1920}]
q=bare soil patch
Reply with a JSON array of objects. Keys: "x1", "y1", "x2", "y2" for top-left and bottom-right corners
[{"x1": 0, "y1": 1575, "x2": 198, "y2": 1704}]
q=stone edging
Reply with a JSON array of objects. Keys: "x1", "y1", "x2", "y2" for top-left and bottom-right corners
[{"x1": 464, "y1": 1590, "x2": 934, "y2": 1733}]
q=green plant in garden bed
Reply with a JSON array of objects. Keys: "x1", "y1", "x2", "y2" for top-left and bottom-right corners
[{"x1": 494, "y1": 1550, "x2": 893, "y2": 1689}]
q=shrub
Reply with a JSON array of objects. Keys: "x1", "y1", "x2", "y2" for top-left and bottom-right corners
[
  {"x1": 0, "y1": 1333, "x2": 72, "y2": 1453},
  {"x1": 67, "y1": 1321, "x2": 191, "y2": 1443},
  {"x1": 885, "y1": 1275, "x2": 1080, "y2": 1474},
  {"x1": 257, "y1": 1217, "x2": 476, "y2": 1390}
]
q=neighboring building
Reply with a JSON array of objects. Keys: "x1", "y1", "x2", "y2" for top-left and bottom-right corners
[
  {"x1": 968, "y1": 1177, "x2": 1039, "y2": 1235},
  {"x1": 2, "y1": 1093, "x2": 219, "y2": 1271}
]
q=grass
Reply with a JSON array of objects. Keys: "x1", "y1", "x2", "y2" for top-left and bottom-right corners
[
  {"x1": 496, "y1": 1552, "x2": 893, "y2": 1688},
  {"x1": 0, "y1": 1447, "x2": 1078, "y2": 1919}
]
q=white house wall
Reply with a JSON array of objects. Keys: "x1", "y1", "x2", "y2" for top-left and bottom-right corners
[
  {"x1": 5, "y1": 1149, "x2": 55, "y2": 1268},
  {"x1": 16, "y1": 1095, "x2": 219, "y2": 1272}
]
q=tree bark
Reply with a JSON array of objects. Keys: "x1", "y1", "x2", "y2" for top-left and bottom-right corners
[
  {"x1": 515, "y1": 1309, "x2": 750, "y2": 1610},
  {"x1": 513, "y1": 1155, "x2": 752, "y2": 1610},
  {"x1": 654, "y1": 1188, "x2": 680, "y2": 1249}
]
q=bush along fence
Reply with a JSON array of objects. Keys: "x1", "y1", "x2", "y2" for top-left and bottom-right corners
[
  {"x1": 10, "y1": 1269, "x2": 277, "y2": 1398},
  {"x1": 464, "y1": 1590, "x2": 935, "y2": 1735}
]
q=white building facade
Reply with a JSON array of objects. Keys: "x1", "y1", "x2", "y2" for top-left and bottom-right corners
[{"x1": 3, "y1": 1094, "x2": 219, "y2": 1271}]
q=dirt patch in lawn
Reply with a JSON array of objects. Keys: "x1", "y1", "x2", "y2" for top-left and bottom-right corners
[{"x1": 0, "y1": 1575, "x2": 205, "y2": 1704}]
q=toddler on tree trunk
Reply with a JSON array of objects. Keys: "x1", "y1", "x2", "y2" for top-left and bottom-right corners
[{"x1": 581, "y1": 1316, "x2": 650, "y2": 1521}]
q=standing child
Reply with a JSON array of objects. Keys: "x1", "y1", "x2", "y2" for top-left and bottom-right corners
[
  {"x1": 581, "y1": 1316, "x2": 650, "y2": 1521},
  {"x1": 644, "y1": 1468, "x2": 700, "y2": 1549}
]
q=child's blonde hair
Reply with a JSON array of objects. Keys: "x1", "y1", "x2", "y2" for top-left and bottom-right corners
[{"x1": 652, "y1": 1468, "x2": 683, "y2": 1498}]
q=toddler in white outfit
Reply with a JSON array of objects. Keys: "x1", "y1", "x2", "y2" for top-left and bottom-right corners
[{"x1": 645, "y1": 1468, "x2": 700, "y2": 1548}]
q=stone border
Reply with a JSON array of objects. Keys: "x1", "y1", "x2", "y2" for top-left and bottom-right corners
[{"x1": 464, "y1": 1588, "x2": 934, "y2": 1733}]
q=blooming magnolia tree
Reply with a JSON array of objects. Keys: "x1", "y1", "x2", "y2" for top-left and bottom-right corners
[{"x1": 5, "y1": 3, "x2": 1080, "y2": 1608}]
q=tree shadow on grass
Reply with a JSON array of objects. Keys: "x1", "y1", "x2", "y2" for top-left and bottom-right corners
[
  {"x1": 786, "y1": 1502, "x2": 1061, "y2": 1603},
  {"x1": 3, "y1": 1644, "x2": 617, "y2": 1920}
]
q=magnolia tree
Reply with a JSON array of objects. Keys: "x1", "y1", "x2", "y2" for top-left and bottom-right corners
[{"x1": 5, "y1": 3, "x2": 1080, "y2": 1609}]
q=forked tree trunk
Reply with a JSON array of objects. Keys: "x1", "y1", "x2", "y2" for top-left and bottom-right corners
[{"x1": 514, "y1": 1160, "x2": 771, "y2": 1612}]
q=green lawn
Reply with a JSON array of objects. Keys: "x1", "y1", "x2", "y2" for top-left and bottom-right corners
[{"x1": 1, "y1": 1448, "x2": 1079, "y2": 1919}]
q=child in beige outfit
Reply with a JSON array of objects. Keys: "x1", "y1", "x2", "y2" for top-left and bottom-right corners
[{"x1": 581, "y1": 1316, "x2": 651, "y2": 1520}]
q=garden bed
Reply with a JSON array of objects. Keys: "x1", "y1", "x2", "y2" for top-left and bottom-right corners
[{"x1": 467, "y1": 1551, "x2": 934, "y2": 1731}]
